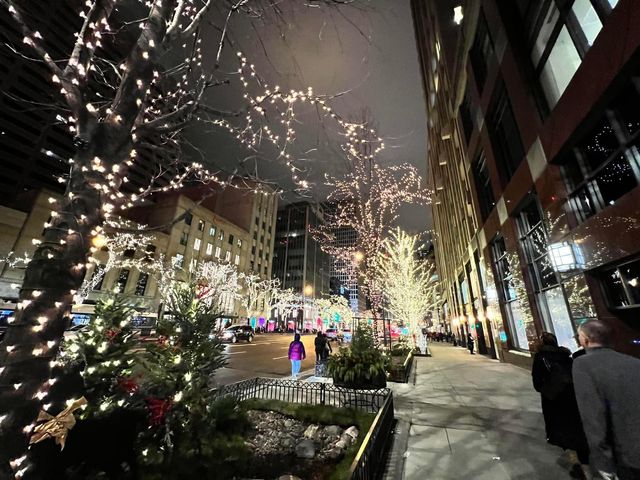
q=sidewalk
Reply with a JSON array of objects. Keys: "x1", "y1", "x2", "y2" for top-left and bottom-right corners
[{"x1": 386, "y1": 343, "x2": 573, "y2": 480}]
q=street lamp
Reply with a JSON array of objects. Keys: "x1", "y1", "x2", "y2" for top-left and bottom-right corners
[
  {"x1": 302, "y1": 284, "x2": 313, "y2": 331},
  {"x1": 353, "y1": 251, "x2": 364, "y2": 263}
]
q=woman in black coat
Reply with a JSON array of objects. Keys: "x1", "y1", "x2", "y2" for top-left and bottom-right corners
[{"x1": 532, "y1": 332, "x2": 589, "y2": 471}]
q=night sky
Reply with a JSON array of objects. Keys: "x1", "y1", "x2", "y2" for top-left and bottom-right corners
[{"x1": 186, "y1": 0, "x2": 431, "y2": 232}]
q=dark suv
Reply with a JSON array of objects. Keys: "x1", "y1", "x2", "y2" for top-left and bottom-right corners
[{"x1": 222, "y1": 325, "x2": 254, "y2": 343}]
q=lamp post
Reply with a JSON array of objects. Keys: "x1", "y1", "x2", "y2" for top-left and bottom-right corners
[{"x1": 303, "y1": 284, "x2": 313, "y2": 331}]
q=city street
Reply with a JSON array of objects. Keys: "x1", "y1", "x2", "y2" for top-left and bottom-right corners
[{"x1": 212, "y1": 333, "x2": 328, "y2": 386}]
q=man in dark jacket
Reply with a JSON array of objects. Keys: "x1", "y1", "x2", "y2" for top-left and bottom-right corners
[{"x1": 573, "y1": 320, "x2": 640, "y2": 480}]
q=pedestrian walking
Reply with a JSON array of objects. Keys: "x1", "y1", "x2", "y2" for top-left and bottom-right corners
[
  {"x1": 467, "y1": 332, "x2": 475, "y2": 354},
  {"x1": 532, "y1": 332, "x2": 589, "y2": 478},
  {"x1": 314, "y1": 332, "x2": 326, "y2": 363},
  {"x1": 288, "y1": 333, "x2": 306, "y2": 379},
  {"x1": 573, "y1": 320, "x2": 640, "y2": 480},
  {"x1": 321, "y1": 333, "x2": 332, "y2": 360}
]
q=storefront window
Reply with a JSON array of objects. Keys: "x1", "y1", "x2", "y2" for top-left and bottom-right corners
[
  {"x1": 506, "y1": 302, "x2": 531, "y2": 350},
  {"x1": 602, "y1": 258, "x2": 640, "y2": 307},
  {"x1": 543, "y1": 287, "x2": 577, "y2": 350}
]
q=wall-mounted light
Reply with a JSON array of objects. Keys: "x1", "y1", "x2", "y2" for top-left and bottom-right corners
[{"x1": 453, "y1": 6, "x2": 464, "y2": 25}]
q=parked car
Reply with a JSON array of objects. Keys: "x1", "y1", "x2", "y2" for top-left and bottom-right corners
[
  {"x1": 325, "y1": 328, "x2": 339, "y2": 341},
  {"x1": 222, "y1": 325, "x2": 254, "y2": 343}
]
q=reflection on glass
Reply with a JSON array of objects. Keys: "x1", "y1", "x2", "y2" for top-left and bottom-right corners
[
  {"x1": 532, "y1": 3, "x2": 559, "y2": 65},
  {"x1": 540, "y1": 26, "x2": 582, "y2": 106},
  {"x1": 603, "y1": 269, "x2": 628, "y2": 306},
  {"x1": 582, "y1": 117, "x2": 619, "y2": 170},
  {"x1": 508, "y1": 303, "x2": 530, "y2": 350},
  {"x1": 595, "y1": 154, "x2": 637, "y2": 206},
  {"x1": 572, "y1": 0, "x2": 603, "y2": 46},
  {"x1": 543, "y1": 287, "x2": 578, "y2": 351},
  {"x1": 621, "y1": 261, "x2": 640, "y2": 304},
  {"x1": 608, "y1": 0, "x2": 619, "y2": 8}
]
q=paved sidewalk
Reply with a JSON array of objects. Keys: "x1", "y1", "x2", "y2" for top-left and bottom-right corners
[{"x1": 386, "y1": 343, "x2": 574, "y2": 480}]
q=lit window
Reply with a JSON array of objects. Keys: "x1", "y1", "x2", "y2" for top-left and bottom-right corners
[
  {"x1": 234, "y1": 254, "x2": 240, "y2": 266},
  {"x1": 572, "y1": 0, "x2": 602, "y2": 46},
  {"x1": 225, "y1": 251, "x2": 231, "y2": 262},
  {"x1": 608, "y1": 0, "x2": 618, "y2": 8},
  {"x1": 189, "y1": 258, "x2": 197, "y2": 272},
  {"x1": 453, "y1": 5, "x2": 463, "y2": 24},
  {"x1": 197, "y1": 219, "x2": 205, "y2": 231},
  {"x1": 539, "y1": 27, "x2": 582, "y2": 106},
  {"x1": 194, "y1": 238, "x2": 201, "y2": 251},
  {"x1": 215, "y1": 246, "x2": 221, "y2": 258},
  {"x1": 237, "y1": 239, "x2": 243, "y2": 248},
  {"x1": 174, "y1": 253, "x2": 184, "y2": 268},
  {"x1": 209, "y1": 226, "x2": 216, "y2": 236},
  {"x1": 206, "y1": 243, "x2": 213, "y2": 255}
]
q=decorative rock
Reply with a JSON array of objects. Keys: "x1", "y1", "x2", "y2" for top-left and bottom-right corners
[
  {"x1": 284, "y1": 419, "x2": 295, "y2": 428},
  {"x1": 334, "y1": 439, "x2": 348, "y2": 450},
  {"x1": 304, "y1": 424, "x2": 320, "y2": 439},
  {"x1": 344, "y1": 426, "x2": 359, "y2": 439},
  {"x1": 295, "y1": 439, "x2": 316, "y2": 459},
  {"x1": 326, "y1": 447, "x2": 344, "y2": 461},
  {"x1": 324, "y1": 425, "x2": 342, "y2": 436},
  {"x1": 338, "y1": 433, "x2": 355, "y2": 447}
]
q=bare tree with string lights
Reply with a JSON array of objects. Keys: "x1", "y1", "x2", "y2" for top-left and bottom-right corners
[
  {"x1": 314, "y1": 115, "x2": 431, "y2": 324},
  {"x1": 0, "y1": 0, "x2": 368, "y2": 475}
]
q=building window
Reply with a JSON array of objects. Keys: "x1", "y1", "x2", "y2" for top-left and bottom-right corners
[
  {"x1": 528, "y1": 0, "x2": 605, "y2": 108},
  {"x1": 251, "y1": 246, "x2": 256, "y2": 255},
  {"x1": 215, "y1": 246, "x2": 221, "y2": 258},
  {"x1": 209, "y1": 225, "x2": 216, "y2": 237},
  {"x1": 184, "y1": 212, "x2": 193, "y2": 225},
  {"x1": 491, "y1": 237, "x2": 529, "y2": 350},
  {"x1": 469, "y1": 11, "x2": 493, "y2": 92},
  {"x1": 114, "y1": 269, "x2": 130, "y2": 293},
  {"x1": 143, "y1": 245, "x2": 156, "y2": 262},
  {"x1": 197, "y1": 219, "x2": 204, "y2": 231},
  {"x1": 516, "y1": 200, "x2": 576, "y2": 350},
  {"x1": 471, "y1": 151, "x2": 495, "y2": 221},
  {"x1": 194, "y1": 238, "x2": 201, "y2": 251},
  {"x1": 601, "y1": 257, "x2": 640, "y2": 308},
  {"x1": 487, "y1": 79, "x2": 525, "y2": 185},
  {"x1": 459, "y1": 87, "x2": 474, "y2": 143},
  {"x1": 225, "y1": 250, "x2": 231, "y2": 262},
  {"x1": 237, "y1": 238, "x2": 243, "y2": 248},
  {"x1": 219, "y1": 230, "x2": 224, "y2": 241},
  {"x1": 189, "y1": 258, "x2": 197, "y2": 272},
  {"x1": 228, "y1": 234, "x2": 234, "y2": 245},
  {"x1": 234, "y1": 254, "x2": 240, "y2": 266},
  {"x1": 206, "y1": 242, "x2": 213, "y2": 255},
  {"x1": 180, "y1": 231, "x2": 188, "y2": 246},
  {"x1": 135, "y1": 273, "x2": 149, "y2": 296},
  {"x1": 174, "y1": 253, "x2": 184, "y2": 268},
  {"x1": 92, "y1": 265, "x2": 105, "y2": 291},
  {"x1": 561, "y1": 82, "x2": 640, "y2": 223}
]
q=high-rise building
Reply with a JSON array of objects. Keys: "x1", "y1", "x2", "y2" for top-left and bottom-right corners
[
  {"x1": 413, "y1": 0, "x2": 640, "y2": 365},
  {"x1": 272, "y1": 202, "x2": 330, "y2": 327}
]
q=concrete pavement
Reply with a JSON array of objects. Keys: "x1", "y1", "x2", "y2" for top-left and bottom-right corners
[{"x1": 386, "y1": 342, "x2": 574, "y2": 480}]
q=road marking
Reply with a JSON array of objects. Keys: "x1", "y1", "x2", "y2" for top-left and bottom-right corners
[{"x1": 272, "y1": 355, "x2": 288, "y2": 360}]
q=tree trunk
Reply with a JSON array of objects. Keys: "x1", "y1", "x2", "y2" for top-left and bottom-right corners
[{"x1": 0, "y1": 127, "x2": 126, "y2": 476}]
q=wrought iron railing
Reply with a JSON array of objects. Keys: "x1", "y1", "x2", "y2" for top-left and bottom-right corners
[
  {"x1": 348, "y1": 393, "x2": 395, "y2": 480},
  {"x1": 212, "y1": 377, "x2": 390, "y2": 413},
  {"x1": 210, "y1": 378, "x2": 395, "y2": 479}
]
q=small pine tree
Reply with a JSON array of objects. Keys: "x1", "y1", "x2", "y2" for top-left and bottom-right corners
[
  {"x1": 58, "y1": 296, "x2": 141, "y2": 417},
  {"x1": 143, "y1": 283, "x2": 228, "y2": 458}
]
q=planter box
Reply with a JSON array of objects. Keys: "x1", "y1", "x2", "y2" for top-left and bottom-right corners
[{"x1": 387, "y1": 352, "x2": 414, "y2": 383}]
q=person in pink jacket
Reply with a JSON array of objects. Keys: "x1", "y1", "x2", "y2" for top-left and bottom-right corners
[{"x1": 288, "y1": 333, "x2": 306, "y2": 379}]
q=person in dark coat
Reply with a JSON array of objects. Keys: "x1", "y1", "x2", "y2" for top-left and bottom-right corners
[
  {"x1": 321, "y1": 333, "x2": 332, "y2": 360},
  {"x1": 314, "y1": 332, "x2": 326, "y2": 362},
  {"x1": 532, "y1": 332, "x2": 589, "y2": 476},
  {"x1": 573, "y1": 320, "x2": 640, "y2": 480},
  {"x1": 466, "y1": 332, "x2": 475, "y2": 354}
]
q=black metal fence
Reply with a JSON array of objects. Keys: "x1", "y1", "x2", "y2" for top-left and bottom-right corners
[
  {"x1": 349, "y1": 393, "x2": 395, "y2": 480},
  {"x1": 212, "y1": 377, "x2": 389, "y2": 413},
  {"x1": 387, "y1": 352, "x2": 414, "y2": 383},
  {"x1": 211, "y1": 378, "x2": 395, "y2": 479}
]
